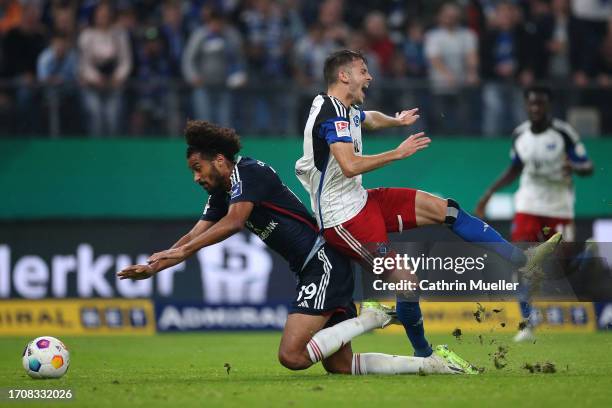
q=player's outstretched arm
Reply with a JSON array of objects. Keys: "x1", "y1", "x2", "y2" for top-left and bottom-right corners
[
  {"x1": 117, "y1": 219, "x2": 216, "y2": 280},
  {"x1": 565, "y1": 159, "x2": 594, "y2": 177},
  {"x1": 146, "y1": 201, "x2": 254, "y2": 264},
  {"x1": 331, "y1": 132, "x2": 430, "y2": 178},
  {"x1": 363, "y1": 108, "x2": 420, "y2": 131},
  {"x1": 475, "y1": 163, "x2": 523, "y2": 218}
]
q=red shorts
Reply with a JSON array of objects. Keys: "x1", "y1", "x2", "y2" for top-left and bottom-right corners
[
  {"x1": 511, "y1": 212, "x2": 574, "y2": 242},
  {"x1": 322, "y1": 188, "x2": 417, "y2": 264}
]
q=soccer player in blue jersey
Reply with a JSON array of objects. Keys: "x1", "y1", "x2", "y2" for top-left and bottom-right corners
[{"x1": 117, "y1": 120, "x2": 476, "y2": 375}]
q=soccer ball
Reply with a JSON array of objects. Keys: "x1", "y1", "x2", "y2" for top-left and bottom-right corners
[{"x1": 22, "y1": 336, "x2": 70, "y2": 379}]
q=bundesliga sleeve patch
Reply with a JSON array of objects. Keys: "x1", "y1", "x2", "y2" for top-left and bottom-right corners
[
  {"x1": 230, "y1": 181, "x2": 243, "y2": 199},
  {"x1": 334, "y1": 121, "x2": 351, "y2": 137}
]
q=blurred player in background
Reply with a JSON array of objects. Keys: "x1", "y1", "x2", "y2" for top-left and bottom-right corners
[
  {"x1": 476, "y1": 86, "x2": 593, "y2": 342},
  {"x1": 118, "y1": 120, "x2": 476, "y2": 375},
  {"x1": 296, "y1": 50, "x2": 559, "y2": 359}
]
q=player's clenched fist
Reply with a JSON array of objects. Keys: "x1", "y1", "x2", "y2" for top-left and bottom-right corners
[
  {"x1": 117, "y1": 263, "x2": 156, "y2": 280},
  {"x1": 394, "y1": 132, "x2": 430, "y2": 159}
]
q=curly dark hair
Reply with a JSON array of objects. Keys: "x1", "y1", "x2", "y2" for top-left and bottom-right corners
[{"x1": 185, "y1": 120, "x2": 242, "y2": 160}]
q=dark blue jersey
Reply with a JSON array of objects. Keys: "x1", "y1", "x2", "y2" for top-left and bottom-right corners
[{"x1": 200, "y1": 156, "x2": 319, "y2": 273}]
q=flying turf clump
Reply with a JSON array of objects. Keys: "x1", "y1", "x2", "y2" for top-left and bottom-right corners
[
  {"x1": 492, "y1": 345, "x2": 509, "y2": 369},
  {"x1": 473, "y1": 303, "x2": 486, "y2": 323},
  {"x1": 522, "y1": 362, "x2": 557, "y2": 374},
  {"x1": 452, "y1": 328, "x2": 462, "y2": 340}
]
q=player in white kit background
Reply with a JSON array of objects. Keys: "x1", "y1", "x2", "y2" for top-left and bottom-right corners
[
  {"x1": 296, "y1": 50, "x2": 557, "y2": 359},
  {"x1": 476, "y1": 86, "x2": 593, "y2": 341}
]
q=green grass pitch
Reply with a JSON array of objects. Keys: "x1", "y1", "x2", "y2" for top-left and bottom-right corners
[{"x1": 1, "y1": 332, "x2": 611, "y2": 408}]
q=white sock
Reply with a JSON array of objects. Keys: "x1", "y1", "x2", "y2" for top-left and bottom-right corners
[
  {"x1": 351, "y1": 353, "x2": 425, "y2": 375},
  {"x1": 306, "y1": 312, "x2": 383, "y2": 363}
]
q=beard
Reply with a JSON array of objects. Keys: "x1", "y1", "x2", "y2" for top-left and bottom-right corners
[{"x1": 201, "y1": 165, "x2": 227, "y2": 194}]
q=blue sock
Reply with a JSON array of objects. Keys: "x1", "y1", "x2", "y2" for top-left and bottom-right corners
[
  {"x1": 518, "y1": 280, "x2": 532, "y2": 321},
  {"x1": 450, "y1": 207, "x2": 526, "y2": 266},
  {"x1": 395, "y1": 298, "x2": 432, "y2": 357},
  {"x1": 519, "y1": 301, "x2": 532, "y2": 320}
]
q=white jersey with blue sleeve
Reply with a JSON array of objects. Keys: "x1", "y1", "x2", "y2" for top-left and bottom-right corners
[
  {"x1": 295, "y1": 94, "x2": 368, "y2": 229},
  {"x1": 511, "y1": 119, "x2": 590, "y2": 218}
]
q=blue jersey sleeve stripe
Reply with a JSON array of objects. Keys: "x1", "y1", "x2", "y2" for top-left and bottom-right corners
[
  {"x1": 319, "y1": 117, "x2": 352, "y2": 145},
  {"x1": 511, "y1": 152, "x2": 523, "y2": 166},
  {"x1": 555, "y1": 126, "x2": 590, "y2": 163},
  {"x1": 326, "y1": 135, "x2": 353, "y2": 144}
]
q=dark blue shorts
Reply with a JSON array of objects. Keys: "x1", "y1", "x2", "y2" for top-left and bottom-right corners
[{"x1": 290, "y1": 243, "x2": 356, "y2": 325}]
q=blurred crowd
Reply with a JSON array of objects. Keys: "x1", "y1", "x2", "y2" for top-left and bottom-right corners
[{"x1": 0, "y1": 0, "x2": 611, "y2": 137}]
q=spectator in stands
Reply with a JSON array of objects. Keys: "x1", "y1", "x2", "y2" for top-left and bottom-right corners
[
  {"x1": 318, "y1": 0, "x2": 349, "y2": 46},
  {"x1": 533, "y1": 0, "x2": 580, "y2": 82},
  {"x1": 480, "y1": 1, "x2": 532, "y2": 136},
  {"x1": 240, "y1": 0, "x2": 294, "y2": 133},
  {"x1": 50, "y1": 3, "x2": 77, "y2": 39},
  {"x1": 363, "y1": 11, "x2": 394, "y2": 76},
  {"x1": 78, "y1": 1, "x2": 132, "y2": 137},
  {"x1": 131, "y1": 0, "x2": 160, "y2": 23},
  {"x1": 529, "y1": 0, "x2": 580, "y2": 117},
  {"x1": 182, "y1": 8, "x2": 245, "y2": 127},
  {"x1": 159, "y1": 0, "x2": 188, "y2": 134},
  {"x1": 1, "y1": 0, "x2": 46, "y2": 134},
  {"x1": 0, "y1": 0, "x2": 22, "y2": 35},
  {"x1": 130, "y1": 26, "x2": 174, "y2": 135},
  {"x1": 571, "y1": 0, "x2": 612, "y2": 86},
  {"x1": 424, "y1": 2, "x2": 479, "y2": 135},
  {"x1": 160, "y1": 0, "x2": 187, "y2": 78},
  {"x1": 400, "y1": 20, "x2": 427, "y2": 78},
  {"x1": 241, "y1": 0, "x2": 292, "y2": 79},
  {"x1": 396, "y1": 20, "x2": 429, "y2": 132},
  {"x1": 593, "y1": 17, "x2": 612, "y2": 132},
  {"x1": 116, "y1": 4, "x2": 139, "y2": 80},
  {"x1": 37, "y1": 31, "x2": 80, "y2": 135},
  {"x1": 37, "y1": 32, "x2": 78, "y2": 85},
  {"x1": 595, "y1": 18, "x2": 612, "y2": 87},
  {"x1": 293, "y1": 22, "x2": 337, "y2": 86}
]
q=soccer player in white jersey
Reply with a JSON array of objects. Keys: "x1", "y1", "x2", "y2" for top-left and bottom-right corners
[
  {"x1": 296, "y1": 50, "x2": 559, "y2": 359},
  {"x1": 476, "y1": 86, "x2": 593, "y2": 341}
]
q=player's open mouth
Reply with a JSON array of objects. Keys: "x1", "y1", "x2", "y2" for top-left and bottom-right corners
[{"x1": 362, "y1": 85, "x2": 369, "y2": 95}]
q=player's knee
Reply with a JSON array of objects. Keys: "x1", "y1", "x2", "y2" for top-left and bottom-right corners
[
  {"x1": 278, "y1": 349, "x2": 311, "y2": 371},
  {"x1": 417, "y1": 191, "x2": 449, "y2": 224},
  {"x1": 444, "y1": 198, "x2": 460, "y2": 226}
]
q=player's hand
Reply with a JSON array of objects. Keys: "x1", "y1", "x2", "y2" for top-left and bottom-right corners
[
  {"x1": 394, "y1": 108, "x2": 420, "y2": 127},
  {"x1": 147, "y1": 247, "x2": 188, "y2": 264},
  {"x1": 117, "y1": 263, "x2": 157, "y2": 280},
  {"x1": 562, "y1": 160, "x2": 573, "y2": 177},
  {"x1": 394, "y1": 132, "x2": 430, "y2": 159}
]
